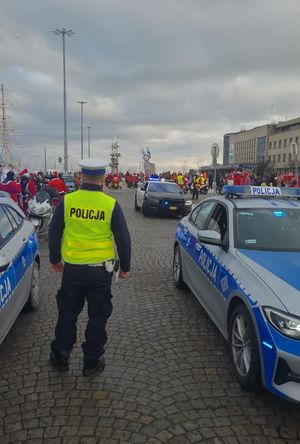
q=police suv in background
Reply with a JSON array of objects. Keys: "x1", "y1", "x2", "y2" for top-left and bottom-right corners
[
  {"x1": 0, "y1": 191, "x2": 40, "y2": 344},
  {"x1": 173, "y1": 185, "x2": 300, "y2": 403},
  {"x1": 135, "y1": 178, "x2": 192, "y2": 217}
]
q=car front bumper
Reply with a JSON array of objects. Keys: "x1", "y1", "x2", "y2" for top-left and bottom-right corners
[
  {"x1": 147, "y1": 201, "x2": 191, "y2": 215},
  {"x1": 254, "y1": 307, "x2": 300, "y2": 403}
]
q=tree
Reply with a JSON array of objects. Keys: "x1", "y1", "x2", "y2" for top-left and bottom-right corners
[{"x1": 256, "y1": 157, "x2": 272, "y2": 177}]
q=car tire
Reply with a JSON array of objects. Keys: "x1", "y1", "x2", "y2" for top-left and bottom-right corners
[
  {"x1": 229, "y1": 303, "x2": 261, "y2": 390},
  {"x1": 142, "y1": 202, "x2": 148, "y2": 216},
  {"x1": 134, "y1": 197, "x2": 140, "y2": 211},
  {"x1": 173, "y1": 245, "x2": 185, "y2": 288},
  {"x1": 25, "y1": 261, "x2": 40, "y2": 311}
]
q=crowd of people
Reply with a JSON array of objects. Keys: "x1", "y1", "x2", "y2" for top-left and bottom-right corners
[
  {"x1": 1, "y1": 163, "x2": 300, "y2": 216},
  {"x1": 0, "y1": 166, "x2": 73, "y2": 216}
]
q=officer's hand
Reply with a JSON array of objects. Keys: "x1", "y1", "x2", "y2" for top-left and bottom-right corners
[
  {"x1": 119, "y1": 271, "x2": 129, "y2": 279},
  {"x1": 52, "y1": 263, "x2": 64, "y2": 272}
]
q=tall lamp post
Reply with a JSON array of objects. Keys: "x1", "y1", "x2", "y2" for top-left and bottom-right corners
[
  {"x1": 290, "y1": 141, "x2": 298, "y2": 183},
  {"x1": 211, "y1": 143, "x2": 220, "y2": 192},
  {"x1": 52, "y1": 28, "x2": 74, "y2": 173},
  {"x1": 78, "y1": 101, "x2": 88, "y2": 159},
  {"x1": 86, "y1": 126, "x2": 91, "y2": 158}
]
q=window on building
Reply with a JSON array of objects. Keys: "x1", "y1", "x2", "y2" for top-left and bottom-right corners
[
  {"x1": 274, "y1": 141, "x2": 277, "y2": 149},
  {"x1": 278, "y1": 154, "x2": 281, "y2": 162},
  {"x1": 289, "y1": 153, "x2": 292, "y2": 161},
  {"x1": 290, "y1": 138, "x2": 293, "y2": 145},
  {"x1": 279, "y1": 140, "x2": 282, "y2": 148},
  {"x1": 296, "y1": 136, "x2": 299, "y2": 144},
  {"x1": 269, "y1": 155, "x2": 271, "y2": 161},
  {"x1": 283, "y1": 153, "x2": 286, "y2": 162},
  {"x1": 284, "y1": 139, "x2": 287, "y2": 147},
  {"x1": 269, "y1": 141, "x2": 272, "y2": 149},
  {"x1": 273, "y1": 155, "x2": 276, "y2": 162}
]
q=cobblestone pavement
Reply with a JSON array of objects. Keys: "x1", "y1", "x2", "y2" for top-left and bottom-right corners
[{"x1": 1, "y1": 187, "x2": 300, "y2": 444}]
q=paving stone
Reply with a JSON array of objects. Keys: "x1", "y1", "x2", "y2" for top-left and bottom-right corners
[{"x1": 0, "y1": 189, "x2": 300, "y2": 443}]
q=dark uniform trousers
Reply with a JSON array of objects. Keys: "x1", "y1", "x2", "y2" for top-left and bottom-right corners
[{"x1": 51, "y1": 263, "x2": 113, "y2": 365}]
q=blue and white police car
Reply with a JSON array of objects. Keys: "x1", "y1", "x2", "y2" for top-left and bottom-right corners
[
  {"x1": 0, "y1": 192, "x2": 40, "y2": 345},
  {"x1": 173, "y1": 185, "x2": 300, "y2": 403}
]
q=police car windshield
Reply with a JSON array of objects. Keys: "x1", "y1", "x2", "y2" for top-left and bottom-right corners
[
  {"x1": 236, "y1": 208, "x2": 300, "y2": 251},
  {"x1": 148, "y1": 182, "x2": 181, "y2": 193}
]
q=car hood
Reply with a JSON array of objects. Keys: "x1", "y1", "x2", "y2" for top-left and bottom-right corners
[
  {"x1": 147, "y1": 192, "x2": 188, "y2": 201},
  {"x1": 236, "y1": 249, "x2": 300, "y2": 314}
]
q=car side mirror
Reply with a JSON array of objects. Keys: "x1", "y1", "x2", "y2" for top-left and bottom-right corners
[
  {"x1": 0, "y1": 255, "x2": 10, "y2": 273},
  {"x1": 197, "y1": 230, "x2": 228, "y2": 249}
]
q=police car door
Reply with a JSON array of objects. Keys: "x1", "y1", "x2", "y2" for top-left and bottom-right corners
[
  {"x1": 184, "y1": 201, "x2": 216, "y2": 288},
  {"x1": 192, "y1": 203, "x2": 229, "y2": 330},
  {"x1": 137, "y1": 182, "x2": 148, "y2": 207},
  {"x1": 0, "y1": 205, "x2": 32, "y2": 342}
]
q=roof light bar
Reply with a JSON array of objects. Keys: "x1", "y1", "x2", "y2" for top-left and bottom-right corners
[{"x1": 223, "y1": 185, "x2": 300, "y2": 198}]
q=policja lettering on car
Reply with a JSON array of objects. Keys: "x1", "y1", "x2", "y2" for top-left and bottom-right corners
[{"x1": 70, "y1": 207, "x2": 105, "y2": 220}]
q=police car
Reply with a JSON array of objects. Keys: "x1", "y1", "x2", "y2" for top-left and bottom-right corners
[
  {"x1": 62, "y1": 174, "x2": 75, "y2": 192},
  {"x1": 0, "y1": 192, "x2": 40, "y2": 345},
  {"x1": 173, "y1": 185, "x2": 300, "y2": 403},
  {"x1": 135, "y1": 178, "x2": 192, "y2": 216}
]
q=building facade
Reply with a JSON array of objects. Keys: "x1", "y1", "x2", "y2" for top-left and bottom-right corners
[
  {"x1": 267, "y1": 117, "x2": 300, "y2": 173},
  {"x1": 223, "y1": 117, "x2": 300, "y2": 173}
]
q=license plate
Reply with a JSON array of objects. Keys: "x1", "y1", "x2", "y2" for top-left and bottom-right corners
[{"x1": 169, "y1": 205, "x2": 177, "y2": 210}]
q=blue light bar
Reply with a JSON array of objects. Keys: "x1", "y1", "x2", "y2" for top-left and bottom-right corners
[
  {"x1": 223, "y1": 185, "x2": 300, "y2": 198},
  {"x1": 148, "y1": 177, "x2": 160, "y2": 181}
]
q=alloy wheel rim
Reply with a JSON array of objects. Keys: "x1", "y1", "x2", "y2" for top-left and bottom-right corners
[
  {"x1": 31, "y1": 266, "x2": 40, "y2": 305},
  {"x1": 173, "y1": 250, "x2": 180, "y2": 281},
  {"x1": 231, "y1": 314, "x2": 251, "y2": 377}
]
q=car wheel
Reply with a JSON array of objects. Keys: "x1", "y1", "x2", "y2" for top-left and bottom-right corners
[
  {"x1": 229, "y1": 304, "x2": 261, "y2": 390},
  {"x1": 25, "y1": 261, "x2": 40, "y2": 311},
  {"x1": 142, "y1": 202, "x2": 148, "y2": 216},
  {"x1": 173, "y1": 245, "x2": 184, "y2": 288},
  {"x1": 134, "y1": 197, "x2": 140, "y2": 211}
]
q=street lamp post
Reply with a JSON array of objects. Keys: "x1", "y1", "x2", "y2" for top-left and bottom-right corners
[
  {"x1": 78, "y1": 101, "x2": 88, "y2": 159},
  {"x1": 52, "y1": 28, "x2": 74, "y2": 173},
  {"x1": 86, "y1": 126, "x2": 91, "y2": 158},
  {"x1": 211, "y1": 143, "x2": 220, "y2": 192}
]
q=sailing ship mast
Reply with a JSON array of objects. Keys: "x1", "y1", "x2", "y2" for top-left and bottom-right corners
[{"x1": 0, "y1": 83, "x2": 12, "y2": 166}]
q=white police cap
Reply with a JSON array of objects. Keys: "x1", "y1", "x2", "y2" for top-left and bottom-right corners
[{"x1": 78, "y1": 158, "x2": 108, "y2": 176}]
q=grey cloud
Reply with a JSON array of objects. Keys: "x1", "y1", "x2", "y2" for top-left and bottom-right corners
[{"x1": 1, "y1": 0, "x2": 300, "y2": 171}]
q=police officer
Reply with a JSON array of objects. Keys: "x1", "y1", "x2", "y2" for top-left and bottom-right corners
[{"x1": 48, "y1": 159, "x2": 131, "y2": 376}]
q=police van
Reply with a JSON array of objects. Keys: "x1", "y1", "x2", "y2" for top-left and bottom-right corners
[
  {"x1": 0, "y1": 192, "x2": 40, "y2": 344},
  {"x1": 173, "y1": 185, "x2": 300, "y2": 403}
]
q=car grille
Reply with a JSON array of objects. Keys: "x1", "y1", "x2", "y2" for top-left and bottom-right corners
[{"x1": 161, "y1": 199, "x2": 184, "y2": 211}]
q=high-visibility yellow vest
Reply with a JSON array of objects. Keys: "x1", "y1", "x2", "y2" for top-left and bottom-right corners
[
  {"x1": 177, "y1": 174, "x2": 184, "y2": 185},
  {"x1": 61, "y1": 189, "x2": 116, "y2": 264}
]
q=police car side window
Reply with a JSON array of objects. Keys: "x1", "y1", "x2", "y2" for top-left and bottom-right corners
[
  {"x1": 193, "y1": 201, "x2": 215, "y2": 230},
  {"x1": 206, "y1": 204, "x2": 228, "y2": 239},
  {"x1": 0, "y1": 206, "x2": 15, "y2": 248},
  {"x1": 5, "y1": 207, "x2": 24, "y2": 227}
]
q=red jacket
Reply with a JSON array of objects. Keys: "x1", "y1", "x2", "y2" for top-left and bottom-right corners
[
  {"x1": 0, "y1": 181, "x2": 21, "y2": 203},
  {"x1": 48, "y1": 178, "x2": 68, "y2": 193}
]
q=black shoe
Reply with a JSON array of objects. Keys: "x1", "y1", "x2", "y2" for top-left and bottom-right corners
[
  {"x1": 82, "y1": 356, "x2": 105, "y2": 377},
  {"x1": 49, "y1": 350, "x2": 69, "y2": 372}
]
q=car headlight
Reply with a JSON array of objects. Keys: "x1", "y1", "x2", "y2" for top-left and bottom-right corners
[
  {"x1": 263, "y1": 307, "x2": 300, "y2": 340},
  {"x1": 185, "y1": 200, "x2": 192, "y2": 205}
]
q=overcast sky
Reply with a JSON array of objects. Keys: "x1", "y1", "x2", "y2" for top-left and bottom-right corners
[{"x1": 1, "y1": 0, "x2": 300, "y2": 172}]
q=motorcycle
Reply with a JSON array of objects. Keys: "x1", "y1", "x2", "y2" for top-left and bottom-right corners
[
  {"x1": 198, "y1": 183, "x2": 208, "y2": 194},
  {"x1": 28, "y1": 186, "x2": 58, "y2": 234},
  {"x1": 109, "y1": 176, "x2": 122, "y2": 189},
  {"x1": 181, "y1": 184, "x2": 189, "y2": 194}
]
